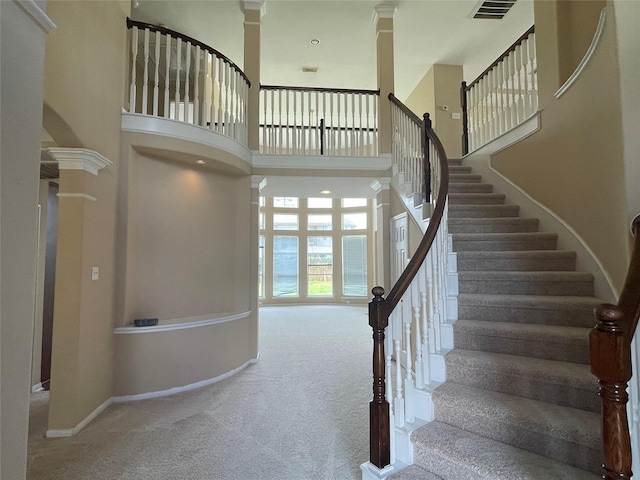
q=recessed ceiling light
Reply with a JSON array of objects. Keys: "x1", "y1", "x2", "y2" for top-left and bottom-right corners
[
  {"x1": 310, "y1": 38, "x2": 320, "y2": 46},
  {"x1": 321, "y1": 190, "x2": 331, "y2": 195},
  {"x1": 196, "y1": 160, "x2": 206, "y2": 165}
]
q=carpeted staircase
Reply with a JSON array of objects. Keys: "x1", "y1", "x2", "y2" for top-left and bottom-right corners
[{"x1": 392, "y1": 159, "x2": 603, "y2": 480}]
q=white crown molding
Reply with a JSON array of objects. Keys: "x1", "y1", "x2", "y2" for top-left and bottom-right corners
[
  {"x1": 57, "y1": 193, "x2": 97, "y2": 202},
  {"x1": 46, "y1": 148, "x2": 113, "y2": 175},
  {"x1": 14, "y1": 0, "x2": 56, "y2": 33},
  {"x1": 370, "y1": 178, "x2": 390, "y2": 193}
]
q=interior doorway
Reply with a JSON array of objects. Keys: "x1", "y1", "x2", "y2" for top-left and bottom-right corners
[{"x1": 40, "y1": 181, "x2": 58, "y2": 390}]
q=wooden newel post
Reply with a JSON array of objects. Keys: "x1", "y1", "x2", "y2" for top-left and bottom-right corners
[
  {"x1": 460, "y1": 81, "x2": 469, "y2": 156},
  {"x1": 590, "y1": 304, "x2": 633, "y2": 480},
  {"x1": 423, "y1": 113, "x2": 432, "y2": 204},
  {"x1": 369, "y1": 286, "x2": 390, "y2": 469}
]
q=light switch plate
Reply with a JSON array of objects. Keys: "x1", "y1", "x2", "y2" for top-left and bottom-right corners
[{"x1": 91, "y1": 267, "x2": 99, "y2": 280}]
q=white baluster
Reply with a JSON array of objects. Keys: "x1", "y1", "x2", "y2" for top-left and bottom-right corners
[
  {"x1": 193, "y1": 46, "x2": 201, "y2": 126},
  {"x1": 394, "y1": 336, "x2": 404, "y2": 428},
  {"x1": 164, "y1": 34, "x2": 171, "y2": 118},
  {"x1": 174, "y1": 38, "x2": 182, "y2": 120},
  {"x1": 404, "y1": 300, "x2": 414, "y2": 423},
  {"x1": 129, "y1": 26, "x2": 138, "y2": 112},
  {"x1": 530, "y1": 33, "x2": 538, "y2": 113},
  {"x1": 152, "y1": 30, "x2": 160, "y2": 117},
  {"x1": 141, "y1": 28, "x2": 150, "y2": 115},
  {"x1": 183, "y1": 41, "x2": 191, "y2": 123}
]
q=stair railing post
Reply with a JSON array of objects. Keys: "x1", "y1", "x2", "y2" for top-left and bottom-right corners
[
  {"x1": 369, "y1": 286, "x2": 391, "y2": 469},
  {"x1": 590, "y1": 215, "x2": 640, "y2": 480},
  {"x1": 461, "y1": 81, "x2": 469, "y2": 156},
  {"x1": 590, "y1": 305, "x2": 633, "y2": 480},
  {"x1": 423, "y1": 113, "x2": 431, "y2": 204}
]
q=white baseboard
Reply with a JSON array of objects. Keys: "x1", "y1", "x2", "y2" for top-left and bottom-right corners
[
  {"x1": 46, "y1": 396, "x2": 113, "y2": 438},
  {"x1": 113, "y1": 357, "x2": 258, "y2": 403},
  {"x1": 31, "y1": 383, "x2": 44, "y2": 392}
]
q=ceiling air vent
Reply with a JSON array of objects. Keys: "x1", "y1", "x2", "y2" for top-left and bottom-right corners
[
  {"x1": 302, "y1": 66, "x2": 319, "y2": 73},
  {"x1": 472, "y1": 0, "x2": 517, "y2": 19}
]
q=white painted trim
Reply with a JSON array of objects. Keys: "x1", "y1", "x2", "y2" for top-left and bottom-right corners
[
  {"x1": 251, "y1": 175, "x2": 267, "y2": 190},
  {"x1": 114, "y1": 311, "x2": 251, "y2": 334},
  {"x1": 466, "y1": 112, "x2": 540, "y2": 157},
  {"x1": 56, "y1": 193, "x2": 97, "y2": 202},
  {"x1": 252, "y1": 153, "x2": 392, "y2": 171},
  {"x1": 15, "y1": 0, "x2": 56, "y2": 33},
  {"x1": 31, "y1": 383, "x2": 44, "y2": 393},
  {"x1": 121, "y1": 113, "x2": 253, "y2": 166},
  {"x1": 112, "y1": 358, "x2": 257, "y2": 402},
  {"x1": 361, "y1": 461, "x2": 406, "y2": 480},
  {"x1": 46, "y1": 148, "x2": 113, "y2": 175},
  {"x1": 555, "y1": 8, "x2": 608, "y2": 99},
  {"x1": 46, "y1": 397, "x2": 113, "y2": 438}
]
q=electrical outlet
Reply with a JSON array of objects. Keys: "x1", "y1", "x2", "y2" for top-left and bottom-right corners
[{"x1": 91, "y1": 267, "x2": 99, "y2": 280}]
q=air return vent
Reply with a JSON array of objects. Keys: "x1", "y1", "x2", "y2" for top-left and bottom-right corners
[
  {"x1": 302, "y1": 66, "x2": 319, "y2": 73},
  {"x1": 472, "y1": 0, "x2": 517, "y2": 19}
]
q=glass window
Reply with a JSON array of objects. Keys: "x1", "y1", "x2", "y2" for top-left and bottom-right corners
[
  {"x1": 273, "y1": 197, "x2": 298, "y2": 208},
  {"x1": 259, "y1": 213, "x2": 265, "y2": 231},
  {"x1": 342, "y1": 212, "x2": 367, "y2": 230},
  {"x1": 273, "y1": 236, "x2": 298, "y2": 297},
  {"x1": 308, "y1": 197, "x2": 332, "y2": 209},
  {"x1": 342, "y1": 198, "x2": 367, "y2": 208},
  {"x1": 342, "y1": 236, "x2": 368, "y2": 297},
  {"x1": 308, "y1": 237, "x2": 333, "y2": 297},
  {"x1": 258, "y1": 236, "x2": 265, "y2": 298},
  {"x1": 273, "y1": 214, "x2": 298, "y2": 230},
  {"x1": 259, "y1": 197, "x2": 265, "y2": 207},
  {"x1": 308, "y1": 214, "x2": 332, "y2": 231}
]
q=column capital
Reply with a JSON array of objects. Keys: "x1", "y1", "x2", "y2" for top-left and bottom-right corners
[
  {"x1": 242, "y1": 0, "x2": 266, "y2": 18},
  {"x1": 251, "y1": 175, "x2": 267, "y2": 190},
  {"x1": 373, "y1": 2, "x2": 398, "y2": 24},
  {"x1": 370, "y1": 178, "x2": 391, "y2": 194},
  {"x1": 45, "y1": 148, "x2": 112, "y2": 175}
]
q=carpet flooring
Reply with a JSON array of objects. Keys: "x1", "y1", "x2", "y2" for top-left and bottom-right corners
[{"x1": 27, "y1": 305, "x2": 372, "y2": 480}]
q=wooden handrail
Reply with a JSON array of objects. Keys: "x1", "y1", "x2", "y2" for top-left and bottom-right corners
[
  {"x1": 126, "y1": 17, "x2": 250, "y2": 87},
  {"x1": 368, "y1": 94, "x2": 449, "y2": 469},
  {"x1": 261, "y1": 84, "x2": 380, "y2": 96},
  {"x1": 590, "y1": 214, "x2": 640, "y2": 479}
]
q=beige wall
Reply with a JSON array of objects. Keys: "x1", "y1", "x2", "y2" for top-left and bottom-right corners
[
  {"x1": 491, "y1": 1, "x2": 629, "y2": 292},
  {"x1": 1, "y1": 1, "x2": 51, "y2": 477},
  {"x1": 129, "y1": 153, "x2": 250, "y2": 320},
  {"x1": 405, "y1": 64, "x2": 464, "y2": 159},
  {"x1": 43, "y1": 0, "x2": 129, "y2": 431}
]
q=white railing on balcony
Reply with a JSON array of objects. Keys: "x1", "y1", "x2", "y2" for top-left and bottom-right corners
[
  {"x1": 365, "y1": 95, "x2": 451, "y2": 474},
  {"x1": 260, "y1": 86, "x2": 379, "y2": 156},
  {"x1": 127, "y1": 18, "x2": 250, "y2": 146},
  {"x1": 461, "y1": 26, "x2": 537, "y2": 154}
]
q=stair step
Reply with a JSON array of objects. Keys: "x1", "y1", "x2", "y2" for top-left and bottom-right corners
[
  {"x1": 432, "y1": 383, "x2": 601, "y2": 473},
  {"x1": 448, "y1": 158, "x2": 463, "y2": 166},
  {"x1": 409, "y1": 421, "x2": 601, "y2": 479},
  {"x1": 453, "y1": 320, "x2": 591, "y2": 363},
  {"x1": 448, "y1": 217, "x2": 538, "y2": 234},
  {"x1": 449, "y1": 173, "x2": 482, "y2": 183},
  {"x1": 448, "y1": 183, "x2": 494, "y2": 194},
  {"x1": 449, "y1": 165, "x2": 473, "y2": 174},
  {"x1": 458, "y1": 294, "x2": 601, "y2": 327},
  {"x1": 452, "y1": 232, "x2": 557, "y2": 252},
  {"x1": 448, "y1": 193, "x2": 506, "y2": 205},
  {"x1": 445, "y1": 349, "x2": 599, "y2": 412},
  {"x1": 388, "y1": 464, "x2": 443, "y2": 480},
  {"x1": 458, "y1": 271, "x2": 594, "y2": 296},
  {"x1": 456, "y1": 250, "x2": 576, "y2": 271},
  {"x1": 449, "y1": 205, "x2": 519, "y2": 218}
]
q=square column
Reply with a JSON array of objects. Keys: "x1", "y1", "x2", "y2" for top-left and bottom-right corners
[
  {"x1": 243, "y1": 1, "x2": 266, "y2": 152},
  {"x1": 375, "y1": 4, "x2": 397, "y2": 156}
]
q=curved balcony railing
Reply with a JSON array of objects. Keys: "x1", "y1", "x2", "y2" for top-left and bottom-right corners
[
  {"x1": 126, "y1": 18, "x2": 250, "y2": 145},
  {"x1": 367, "y1": 94, "x2": 450, "y2": 469}
]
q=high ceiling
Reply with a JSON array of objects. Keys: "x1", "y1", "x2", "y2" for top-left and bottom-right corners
[{"x1": 131, "y1": 0, "x2": 534, "y2": 101}]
